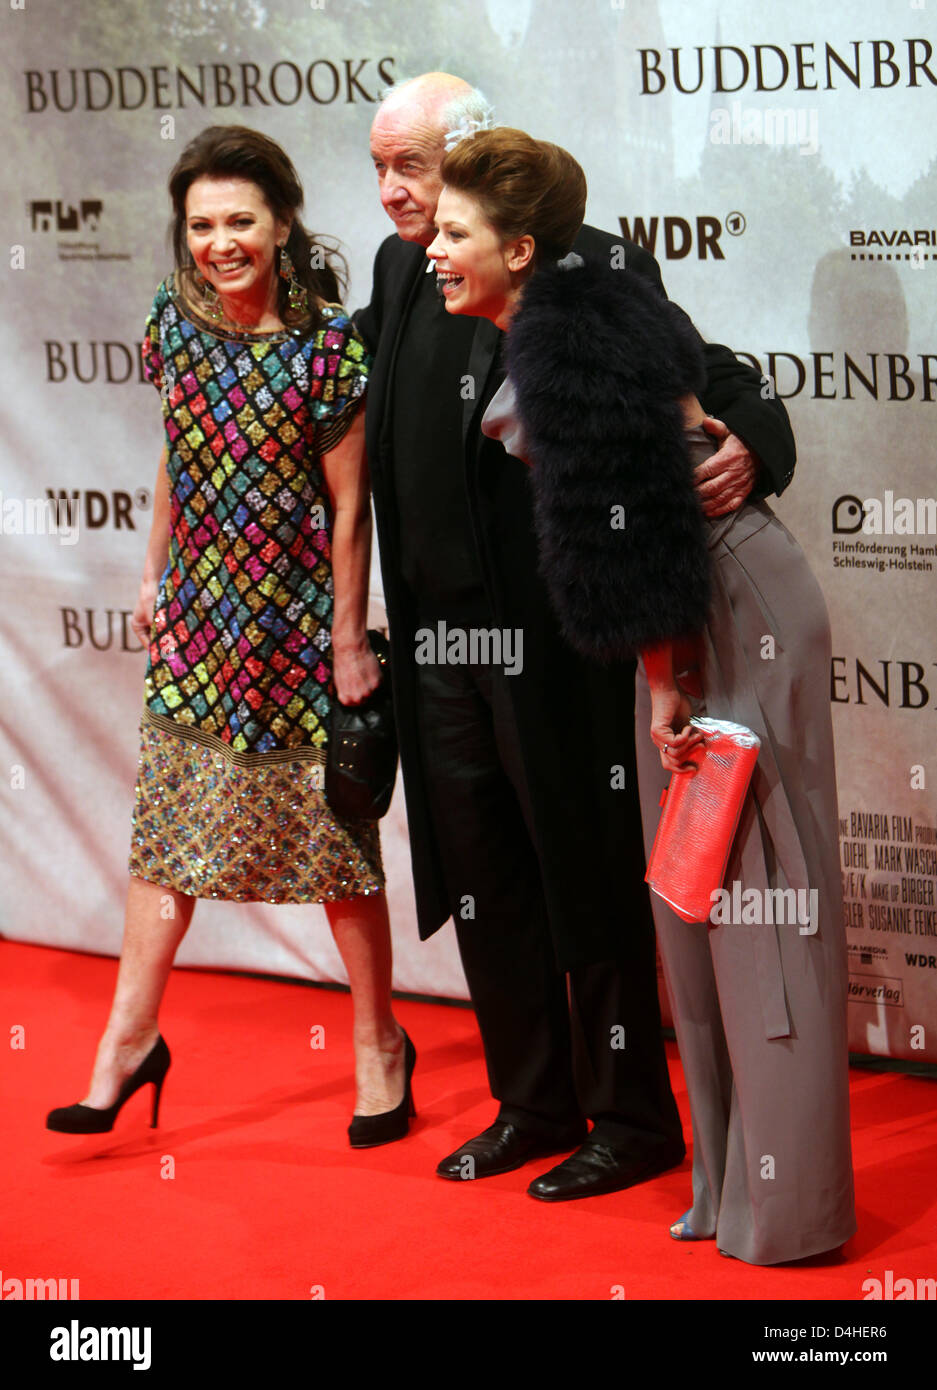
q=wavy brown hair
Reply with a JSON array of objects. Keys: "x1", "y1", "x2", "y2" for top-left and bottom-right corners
[
  {"x1": 167, "y1": 124, "x2": 346, "y2": 323},
  {"x1": 440, "y1": 127, "x2": 586, "y2": 265}
]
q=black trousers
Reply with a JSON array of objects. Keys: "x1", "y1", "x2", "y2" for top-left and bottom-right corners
[{"x1": 413, "y1": 633, "x2": 684, "y2": 1157}]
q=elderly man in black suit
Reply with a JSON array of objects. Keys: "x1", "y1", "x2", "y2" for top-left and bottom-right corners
[{"x1": 355, "y1": 72, "x2": 796, "y2": 1200}]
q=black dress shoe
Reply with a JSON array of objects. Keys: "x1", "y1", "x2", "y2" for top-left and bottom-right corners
[
  {"x1": 527, "y1": 1140, "x2": 685, "y2": 1202},
  {"x1": 436, "y1": 1119, "x2": 587, "y2": 1180}
]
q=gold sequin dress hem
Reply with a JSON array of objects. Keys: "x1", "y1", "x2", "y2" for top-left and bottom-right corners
[{"x1": 129, "y1": 711, "x2": 384, "y2": 904}]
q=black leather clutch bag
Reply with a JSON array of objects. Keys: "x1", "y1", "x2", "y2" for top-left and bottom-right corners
[{"x1": 325, "y1": 630, "x2": 398, "y2": 821}]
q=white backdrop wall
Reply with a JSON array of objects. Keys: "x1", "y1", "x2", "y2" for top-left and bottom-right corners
[{"x1": 2, "y1": 0, "x2": 935, "y2": 1059}]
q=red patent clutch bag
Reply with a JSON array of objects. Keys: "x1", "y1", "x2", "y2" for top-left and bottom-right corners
[{"x1": 645, "y1": 717, "x2": 761, "y2": 924}]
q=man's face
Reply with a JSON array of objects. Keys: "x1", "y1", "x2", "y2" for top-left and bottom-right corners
[{"x1": 370, "y1": 106, "x2": 445, "y2": 247}]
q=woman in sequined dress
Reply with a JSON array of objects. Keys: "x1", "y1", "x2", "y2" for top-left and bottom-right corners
[{"x1": 47, "y1": 126, "x2": 415, "y2": 1147}]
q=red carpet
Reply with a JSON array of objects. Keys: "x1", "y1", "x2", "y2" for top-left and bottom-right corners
[{"x1": 3, "y1": 940, "x2": 935, "y2": 1301}]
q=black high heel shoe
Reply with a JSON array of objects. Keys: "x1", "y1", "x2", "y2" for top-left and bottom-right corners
[
  {"x1": 46, "y1": 1035, "x2": 171, "y2": 1134},
  {"x1": 347, "y1": 1029, "x2": 416, "y2": 1148}
]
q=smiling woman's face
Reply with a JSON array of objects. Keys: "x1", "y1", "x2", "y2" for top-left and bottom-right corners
[
  {"x1": 184, "y1": 176, "x2": 288, "y2": 305},
  {"x1": 426, "y1": 187, "x2": 521, "y2": 323}
]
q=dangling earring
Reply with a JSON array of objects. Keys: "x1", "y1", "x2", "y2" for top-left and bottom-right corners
[
  {"x1": 279, "y1": 245, "x2": 309, "y2": 315},
  {"x1": 193, "y1": 269, "x2": 224, "y2": 323}
]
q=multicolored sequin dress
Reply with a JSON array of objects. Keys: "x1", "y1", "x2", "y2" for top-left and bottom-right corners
[{"x1": 128, "y1": 275, "x2": 383, "y2": 902}]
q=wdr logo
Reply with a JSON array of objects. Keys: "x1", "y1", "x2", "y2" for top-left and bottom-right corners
[{"x1": 618, "y1": 212, "x2": 746, "y2": 260}]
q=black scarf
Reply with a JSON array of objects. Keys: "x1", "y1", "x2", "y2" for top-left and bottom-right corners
[{"x1": 504, "y1": 257, "x2": 713, "y2": 663}]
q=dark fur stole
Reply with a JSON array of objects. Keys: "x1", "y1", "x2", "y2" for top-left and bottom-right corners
[{"x1": 504, "y1": 258, "x2": 713, "y2": 663}]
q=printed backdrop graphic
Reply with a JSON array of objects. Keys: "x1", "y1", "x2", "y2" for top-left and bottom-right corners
[{"x1": 1, "y1": 0, "x2": 935, "y2": 1058}]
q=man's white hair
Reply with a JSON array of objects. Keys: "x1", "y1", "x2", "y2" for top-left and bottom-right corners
[
  {"x1": 378, "y1": 77, "x2": 496, "y2": 140},
  {"x1": 439, "y1": 87, "x2": 496, "y2": 133}
]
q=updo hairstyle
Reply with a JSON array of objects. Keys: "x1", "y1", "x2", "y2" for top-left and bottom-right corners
[{"x1": 439, "y1": 127, "x2": 586, "y2": 266}]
